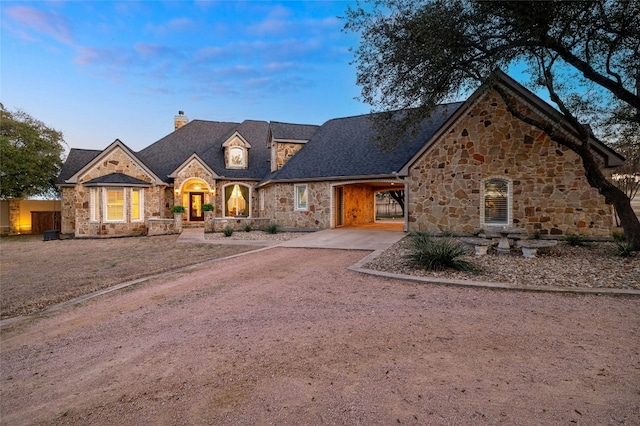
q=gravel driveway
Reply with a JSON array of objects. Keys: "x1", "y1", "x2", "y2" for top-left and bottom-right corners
[{"x1": 1, "y1": 246, "x2": 638, "y2": 425}]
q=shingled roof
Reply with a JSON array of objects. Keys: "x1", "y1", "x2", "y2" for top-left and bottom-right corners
[
  {"x1": 270, "y1": 122, "x2": 320, "y2": 142},
  {"x1": 263, "y1": 102, "x2": 464, "y2": 183},
  {"x1": 57, "y1": 149, "x2": 101, "y2": 184}
]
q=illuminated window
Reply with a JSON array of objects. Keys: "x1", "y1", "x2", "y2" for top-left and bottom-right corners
[
  {"x1": 106, "y1": 188, "x2": 125, "y2": 221},
  {"x1": 228, "y1": 147, "x2": 245, "y2": 168},
  {"x1": 90, "y1": 188, "x2": 100, "y2": 221},
  {"x1": 224, "y1": 184, "x2": 249, "y2": 217},
  {"x1": 483, "y1": 179, "x2": 509, "y2": 225},
  {"x1": 295, "y1": 184, "x2": 308, "y2": 211},
  {"x1": 131, "y1": 189, "x2": 143, "y2": 221}
]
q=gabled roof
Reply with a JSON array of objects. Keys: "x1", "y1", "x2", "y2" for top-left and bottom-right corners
[
  {"x1": 269, "y1": 122, "x2": 320, "y2": 142},
  {"x1": 168, "y1": 153, "x2": 219, "y2": 179},
  {"x1": 61, "y1": 139, "x2": 163, "y2": 185},
  {"x1": 57, "y1": 149, "x2": 101, "y2": 185},
  {"x1": 83, "y1": 173, "x2": 152, "y2": 187},
  {"x1": 263, "y1": 102, "x2": 464, "y2": 183}
]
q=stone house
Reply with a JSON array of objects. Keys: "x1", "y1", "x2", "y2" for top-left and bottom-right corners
[{"x1": 57, "y1": 72, "x2": 624, "y2": 238}]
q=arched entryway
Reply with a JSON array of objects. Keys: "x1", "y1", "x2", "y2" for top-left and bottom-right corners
[{"x1": 178, "y1": 179, "x2": 213, "y2": 223}]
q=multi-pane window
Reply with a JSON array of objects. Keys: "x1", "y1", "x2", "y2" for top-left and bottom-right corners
[
  {"x1": 106, "y1": 188, "x2": 125, "y2": 221},
  {"x1": 295, "y1": 184, "x2": 308, "y2": 210},
  {"x1": 131, "y1": 189, "x2": 142, "y2": 221},
  {"x1": 229, "y1": 147, "x2": 245, "y2": 168},
  {"x1": 483, "y1": 179, "x2": 509, "y2": 225},
  {"x1": 224, "y1": 184, "x2": 249, "y2": 217}
]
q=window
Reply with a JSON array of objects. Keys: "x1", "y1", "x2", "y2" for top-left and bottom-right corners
[
  {"x1": 295, "y1": 184, "x2": 308, "y2": 210},
  {"x1": 483, "y1": 179, "x2": 509, "y2": 225},
  {"x1": 131, "y1": 189, "x2": 143, "y2": 221},
  {"x1": 224, "y1": 184, "x2": 249, "y2": 217},
  {"x1": 106, "y1": 188, "x2": 125, "y2": 221},
  {"x1": 229, "y1": 147, "x2": 245, "y2": 168},
  {"x1": 90, "y1": 188, "x2": 100, "y2": 221}
]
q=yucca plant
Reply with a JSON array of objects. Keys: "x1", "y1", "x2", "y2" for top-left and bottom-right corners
[
  {"x1": 565, "y1": 233, "x2": 591, "y2": 247},
  {"x1": 265, "y1": 223, "x2": 279, "y2": 234},
  {"x1": 613, "y1": 241, "x2": 634, "y2": 258},
  {"x1": 405, "y1": 232, "x2": 480, "y2": 274},
  {"x1": 222, "y1": 226, "x2": 234, "y2": 237},
  {"x1": 244, "y1": 223, "x2": 252, "y2": 232}
]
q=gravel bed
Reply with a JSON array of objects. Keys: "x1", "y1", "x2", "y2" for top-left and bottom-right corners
[{"x1": 364, "y1": 236, "x2": 640, "y2": 290}]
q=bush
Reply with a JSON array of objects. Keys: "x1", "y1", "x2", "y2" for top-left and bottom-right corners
[
  {"x1": 223, "y1": 226, "x2": 234, "y2": 237},
  {"x1": 405, "y1": 232, "x2": 480, "y2": 274},
  {"x1": 265, "y1": 223, "x2": 279, "y2": 234},
  {"x1": 202, "y1": 203, "x2": 214, "y2": 212},
  {"x1": 565, "y1": 233, "x2": 591, "y2": 247},
  {"x1": 613, "y1": 241, "x2": 634, "y2": 258},
  {"x1": 532, "y1": 229, "x2": 542, "y2": 239},
  {"x1": 171, "y1": 205, "x2": 186, "y2": 213},
  {"x1": 244, "y1": 224, "x2": 252, "y2": 232}
]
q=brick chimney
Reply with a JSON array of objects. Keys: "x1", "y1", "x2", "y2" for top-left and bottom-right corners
[{"x1": 174, "y1": 111, "x2": 188, "y2": 130}]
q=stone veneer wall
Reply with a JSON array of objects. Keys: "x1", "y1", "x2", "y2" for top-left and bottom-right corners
[
  {"x1": 407, "y1": 88, "x2": 614, "y2": 237},
  {"x1": 263, "y1": 182, "x2": 332, "y2": 229},
  {"x1": 272, "y1": 142, "x2": 305, "y2": 172},
  {"x1": 71, "y1": 146, "x2": 160, "y2": 237},
  {"x1": 60, "y1": 187, "x2": 75, "y2": 234}
]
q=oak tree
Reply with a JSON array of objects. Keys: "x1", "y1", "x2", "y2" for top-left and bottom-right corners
[{"x1": 345, "y1": 0, "x2": 640, "y2": 249}]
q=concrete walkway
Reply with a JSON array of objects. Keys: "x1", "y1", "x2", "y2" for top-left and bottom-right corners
[{"x1": 176, "y1": 226, "x2": 406, "y2": 251}]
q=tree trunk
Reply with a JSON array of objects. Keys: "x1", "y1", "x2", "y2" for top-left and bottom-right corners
[
  {"x1": 494, "y1": 85, "x2": 640, "y2": 250},
  {"x1": 389, "y1": 190, "x2": 405, "y2": 215}
]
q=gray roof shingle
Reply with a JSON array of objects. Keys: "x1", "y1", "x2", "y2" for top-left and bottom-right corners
[
  {"x1": 83, "y1": 173, "x2": 152, "y2": 186},
  {"x1": 266, "y1": 102, "x2": 464, "y2": 182},
  {"x1": 57, "y1": 149, "x2": 102, "y2": 184},
  {"x1": 270, "y1": 122, "x2": 319, "y2": 141}
]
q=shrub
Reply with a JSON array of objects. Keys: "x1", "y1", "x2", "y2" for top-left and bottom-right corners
[
  {"x1": 405, "y1": 232, "x2": 480, "y2": 274},
  {"x1": 202, "y1": 203, "x2": 214, "y2": 212},
  {"x1": 613, "y1": 230, "x2": 626, "y2": 243},
  {"x1": 613, "y1": 241, "x2": 634, "y2": 258},
  {"x1": 532, "y1": 229, "x2": 542, "y2": 239},
  {"x1": 223, "y1": 226, "x2": 234, "y2": 237},
  {"x1": 565, "y1": 233, "x2": 591, "y2": 247},
  {"x1": 265, "y1": 223, "x2": 279, "y2": 234},
  {"x1": 171, "y1": 205, "x2": 186, "y2": 214},
  {"x1": 244, "y1": 223, "x2": 252, "y2": 232}
]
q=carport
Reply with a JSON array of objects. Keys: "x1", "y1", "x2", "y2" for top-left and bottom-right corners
[{"x1": 331, "y1": 179, "x2": 406, "y2": 231}]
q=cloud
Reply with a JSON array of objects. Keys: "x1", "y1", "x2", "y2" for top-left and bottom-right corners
[
  {"x1": 4, "y1": 6, "x2": 74, "y2": 44},
  {"x1": 146, "y1": 17, "x2": 195, "y2": 34}
]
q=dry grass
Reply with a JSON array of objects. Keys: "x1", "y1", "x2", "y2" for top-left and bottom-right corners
[{"x1": 0, "y1": 234, "x2": 258, "y2": 319}]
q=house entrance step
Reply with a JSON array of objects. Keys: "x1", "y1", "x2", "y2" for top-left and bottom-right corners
[{"x1": 183, "y1": 223, "x2": 205, "y2": 229}]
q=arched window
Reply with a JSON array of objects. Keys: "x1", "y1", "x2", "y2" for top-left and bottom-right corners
[
  {"x1": 224, "y1": 184, "x2": 250, "y2": 217},
  {"x1": 228, "y1": 147, "x2": 245, "y2": 168},
  {"x1": 483, "y1": 178, "x2": 509, "y2": 225}
]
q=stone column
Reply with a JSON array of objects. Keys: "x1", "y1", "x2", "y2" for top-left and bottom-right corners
[{"x1": 174, "y1": 213, "x2": 183, "y2": 234}]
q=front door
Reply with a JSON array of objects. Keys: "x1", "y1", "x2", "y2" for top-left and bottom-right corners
[{"x1": 189, "y1": 192, "x2": 204, "y2": 221}]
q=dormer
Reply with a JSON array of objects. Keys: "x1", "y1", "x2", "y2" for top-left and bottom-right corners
[{"x1": 222, "y1": 131, "x2": 251, "y2": 170}]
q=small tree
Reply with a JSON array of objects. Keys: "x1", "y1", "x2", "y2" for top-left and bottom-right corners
[{"x1": 0, "y1": 104, "x2": 66, "y2": 198}]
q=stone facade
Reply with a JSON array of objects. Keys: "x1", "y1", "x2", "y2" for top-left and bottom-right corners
[
  {"x1": 69, "y1": 146, "x2": 163, "y2": 237},
  {"x1": 261, "y1": 182, "x2": 332, "y2": 229},
  {"x1": 406, "y1": 89, "x2": 614, "y2": 237},
  {"x1": 271, "y1": 142, "x2": 305, "y2": 172}
]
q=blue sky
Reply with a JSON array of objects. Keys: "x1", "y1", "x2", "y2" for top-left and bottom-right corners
[{"x1": 1, "y1": 1, "x2": 369, "y2": 152}]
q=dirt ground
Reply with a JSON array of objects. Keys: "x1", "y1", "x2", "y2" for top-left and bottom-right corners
[{"x1": 1, "y1": 247, "x2": 639, "y2": 425}]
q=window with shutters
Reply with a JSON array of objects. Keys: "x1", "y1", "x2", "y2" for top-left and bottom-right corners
[{"x1": 483, "y1": 178, "x2": 509, "y2": 225}]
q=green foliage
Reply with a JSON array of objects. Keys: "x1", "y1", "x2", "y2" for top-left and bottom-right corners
[
  {"x1": 0, "y1": 104, "x2": 66, "y2": 198},
  {"x1": 613, "y1": 230, "x2": 626, "y2": 243},
  {"x1": 265, "y1": 223, "x2": 279, "y2": 234},
  {"x1": 171, "y1": 205, "x2": 186, "y2": 214},
  {"x1": 405, "y1": 232, "x2": 480, "y2": 274},
  {"x1": 244, "y1": 223, "x2": 252, "y2": 232},
  {"x1": 532, "y1": 230, "x2": 542, "y2": 239},
  {"x1": 565, "y1": 233, "x2": 591, "y2": 247},
  {"x1": 202, "y1": 203, "x2": 214, "y2": 212},
  {"x1": 613, "y1": 241, "x2": 634, "y2": 258},
  {"x1": 344, "y1": 0, "x2": 640, "y2": 250},
  {"x1": 223, "y1": 226, "x2": 234, "y2": 237}
]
